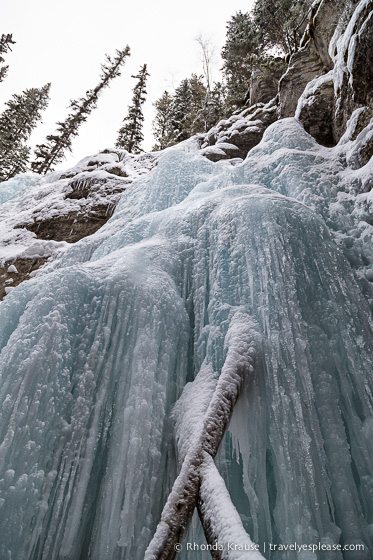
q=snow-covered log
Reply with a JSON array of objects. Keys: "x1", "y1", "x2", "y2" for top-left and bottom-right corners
[
  {"x1": 198, "y1": 454, "x2": 264, "y2": 560},
  {"x1": 145, "y1": 313, "x2": 264, "y2": 560}
]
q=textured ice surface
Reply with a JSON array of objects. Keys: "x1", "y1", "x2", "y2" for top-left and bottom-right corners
[
  {"x1": 0, "y1": 118, "x2": 372, "y2": 559},
  {"x1": 0, "y1": 173, "x2": 39, "y2": 204}
]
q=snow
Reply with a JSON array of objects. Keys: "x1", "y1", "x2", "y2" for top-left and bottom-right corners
[
  {"x1": 295, "y1": 71, "x2": 333, "y2": 119},
  {"x1": 200, "y1": 100, "x2": 276, "y2": 153},
  {"x1": 200, "y1": 146, "x2": 228, "y2": 158},
  {"x1": 146, "y1": 312, "x2": 262, "y2": 559},
  {"x1": 0, "y1": 114, "x2": 372, "y2": 559},
  {"x1": 331, "y1": 0, "x2": 372, "y2": 95},
  {"x1": 199, "y1": 455, "x2": 264, "y2": 560},
  {"x1": 0, "y1": 148, "x2": 160, "y2": 267},
  {"x1": 214, "y1": 142, "x2": 241, "y2": 152}
]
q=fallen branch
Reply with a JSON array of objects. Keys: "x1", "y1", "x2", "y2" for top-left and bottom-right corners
[
  {"x1": 198, "y1": 454, "x2": 264, "y2": 560},
  {"x1": 145, "y1": 312, "x2": 264, "y2": 560}
]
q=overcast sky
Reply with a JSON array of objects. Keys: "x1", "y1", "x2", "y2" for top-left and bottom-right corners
[{"x1": 1, "y1": 0, "x2": 254, "y2": 169}]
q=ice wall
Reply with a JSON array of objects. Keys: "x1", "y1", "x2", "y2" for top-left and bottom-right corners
[
  {"x1": 0, "y1": 173, "x2": 39, "y2": 205},
  {"x1": 0, "y1": 118, "x2": 372, "y2": 559}
]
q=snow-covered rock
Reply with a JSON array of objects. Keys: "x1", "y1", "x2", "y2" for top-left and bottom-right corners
[
  {"x1": 199, "y1": 100, "x2": 278, "y2": 161},
  {"x1": 0, "y1": 148, "x2": 161, "y2": 300},
  {"x1": 7, "y1": 264, "x2": 17, "y2": 273}
]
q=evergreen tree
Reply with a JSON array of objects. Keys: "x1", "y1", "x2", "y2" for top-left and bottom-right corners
[
  {"x1": 116, "y1": 64, "x2": 149, "y2": 153},
  {"x1": 253, "y1": 0, "x2": 311, "y2": 55},
  {"x1": 172, "y1": 74, "x2": 207, "y2": 143},
  {"x1": 32, "y1": 46, "x2": 130, "y2": 174},
  {"x1": 152, "y1": 75, "x2": 211, "y2": 151},
  {"x1": 205, "y1": 82, "x2": 225, "y2": 130},
  {"x1": 0, "y1": 34, "x2": 15, "y2": 83},
  {"x1": 152, "y1": 91, "x2": 175, "y2": 150},
  {"x1": 171, "y1": 78, "x2": 193, "y2": 143},
  {"x1": 221, "y1": 11, "x2": 262, "y2": 111},
  {"x1": 185, "y1": 74, "x2": 208, "y2": 133},
  {"x1": 0, "y1": 84, "x2": 50, "y2": 182}
]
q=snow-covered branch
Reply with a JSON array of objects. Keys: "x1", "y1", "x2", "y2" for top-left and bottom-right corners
[{"x1": 145, "y1": 312, "x2": 264, "y2": 560}]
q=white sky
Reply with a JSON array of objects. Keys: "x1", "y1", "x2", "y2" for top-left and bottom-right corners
[{"x1": 1, "y1": 0, "x2": 254, "y2": 169}]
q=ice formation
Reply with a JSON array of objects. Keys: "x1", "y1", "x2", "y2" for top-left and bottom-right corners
[
  {"x1": 0, "y1": 113, "x2": 372, "y2": 560},
  {"x1": 0, "y1": 173, "x2": 40, "y2": 205}
]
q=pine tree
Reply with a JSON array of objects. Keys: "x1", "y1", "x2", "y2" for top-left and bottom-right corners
[
  {"x1": 221, "y1": 12, "x2": 262, "y2": 111},
  {"x1": 152, "y1": 91, "x2": 175, "y2": 150},
  {"x1": 0, "y1": 34, "x2": 15, "y2": 83},
  {"x1": 186, "y1": 74, "x2": 207, "y2": 133},
  {"x1": 32, "y1": 46, "x2": 130, "y2": 174},
  {"x1": 115, "y1": 64, "x2": 149, "y2": 153},
  {"x1": 0, "y1": 84, "x2": 50, "y2": 182}
]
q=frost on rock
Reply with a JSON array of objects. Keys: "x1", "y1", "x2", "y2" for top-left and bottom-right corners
[
  {"x1": 0, "y1": 117, "x2": 372, "y2": 559},
  {"x1": 0, "y1": 148, "x2": 161, "y2": 299},
  {"x1": 330, "y1": 0, "x2": 371, "y2": 95},
  {"x1": 199, "y1": 100, "x2": 277, "y2": 160},
  {"x1": 295, "y1": 71, "x2": 334, "y2": 120}
]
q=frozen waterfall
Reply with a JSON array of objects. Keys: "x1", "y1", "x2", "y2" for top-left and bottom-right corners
[{"x1": 0, "y1": 118, "x2": 372, "y2": 559}]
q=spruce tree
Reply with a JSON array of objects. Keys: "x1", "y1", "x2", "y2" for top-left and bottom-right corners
[
  {"x1": 32, "y1": 46, "x2": 130, "y2": 174},
  {"x1": 253, "y1": 0, "x2": 311, "y2": 55},
  {"x1": 0, "y1": 84, "x2": 50, "y2": 182},
  {"x1": 152, "y1": 91, "x2": 175, "y2": 150},
  {"x1": 0, "y1": 34, "x2": 15, "y2": 83},
  {"x1": 172, "y1": 75, "x2": 207, "y2": 143},
  {"x1": 115, "y1": 64, "x2": 149, "y2": 153},
  {"x1": 153, "y1": 75, "x2": 213, "y2": 151},
  {"x1": 171, "y1": 78, "x2": 192, "y2": 143},
  {"x1": 186, "y1": 74, "x2": 207, "y2": 133},
  {"x1": 205, "y1": 82, "x2": 225, "y2": 130},
  {"x1": 221, "y1": 12, "x2": 261, "y2": 111}
]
